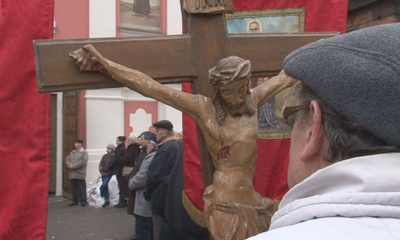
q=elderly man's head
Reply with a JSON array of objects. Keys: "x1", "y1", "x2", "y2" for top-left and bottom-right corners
[
  {"x1": 208, "y1": 56, "x2": 255, "y2": 124},
  {"x1": 282, "y1": 23, "x2": 400, "y2": 188},
  {"x1": 152, "y1": 120, "x2": 174, "y2": 142}
]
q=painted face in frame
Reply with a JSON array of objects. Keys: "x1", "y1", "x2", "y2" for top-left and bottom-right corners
[{"x1": 248, "y1": 22, "x2": 260, "y2": 33}]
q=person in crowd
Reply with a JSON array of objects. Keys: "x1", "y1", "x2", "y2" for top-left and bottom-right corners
[
  {"x1": 173, "y1": 132, "x2": 183, "y2": 141},
  {"x1": 145, "y1": 120, "x2": 209, "y2": 240},
  {"x1": 136, "y1": 132, "x2": 152, "y2": 168},
  {"x1": 127, "y1": 134, "x2": 144, "y2": 214},
  {"x1": 130, "y1": 131, "x2": 156, "y2": 184},
  {"x1": 110, "y1": 135, "x2": 127, "y2": 208},
  {"x1": 98, "y1": 143, "x2": 116, "y2": 207},
  {"x1": 137, "y1": 133, "x2": 144, "y2": 154},
  {"x1": 128, "y1": 131, "x2": 157, "y2": 240},
  {"x1": 144, "y1": 122, "x2": 176, "y2": 240},
  {"x1": 120, "y1": 135, "x2": 140, "y2": 213},
  {"x1": 129, "y1": 135, "x2": 159, "y2": 240},
  {"x1": 249, "y1": 23, "x2": 400, "y2": 239},
  {"x1": 65, "y1": 138, "x2": 89, "y2": 207}
]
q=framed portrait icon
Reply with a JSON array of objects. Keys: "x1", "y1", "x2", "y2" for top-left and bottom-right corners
[{"x1": 225, "y1": 8, "x2": 305, "y2": 34}]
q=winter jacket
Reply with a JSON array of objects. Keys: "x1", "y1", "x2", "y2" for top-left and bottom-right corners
[
  {"x1": 119, "y1": 143, "x2": 140, "y2": 168},
  {"x1": 145, "y1": 137, "x2": 210, "y2": 239},
  {"x1": 248, "y1": 153, "x2": 400, "y2": 240},
  {"x1": 99, "y1": 152, "x2": 114, "y2": 177},
  {"x1": 144, "y1": 137, "x2": 180, "y2": 208},
  {"x1": 131, "y1": 146, "x2": 148, "y2": 178},
  {"x1": 109, "y1": 143, "x2": 125, "y2": 176},
  {"x1": 129, "y1": 150, "x2": 156, "y2": 217},
  {"x1": 65, "y1": 147, "x2": 88, "y2": 180}
]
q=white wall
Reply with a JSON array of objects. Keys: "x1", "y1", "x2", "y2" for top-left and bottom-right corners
[
  {"x1": 167, "y1": 0, "x2": 183, "y2": 35},
  {"x1": 85, "y1": 89, "x2": 125, "y2": 182},
  {"x1": 89, "y1": 0, "x2": 116, "y2": 38}
]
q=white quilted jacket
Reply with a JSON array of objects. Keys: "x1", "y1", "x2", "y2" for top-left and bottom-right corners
[{"x1": 249, "y1": 153, "x2": 400, "y2": 240}]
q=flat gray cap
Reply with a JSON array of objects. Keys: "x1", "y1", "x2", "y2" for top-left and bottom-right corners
[
  {"x1": 283, "y1": 23, "x2": 400, "y2": 147},
  {"x1": 152, "y1": 119, "x2": 173, "y2": 131}
]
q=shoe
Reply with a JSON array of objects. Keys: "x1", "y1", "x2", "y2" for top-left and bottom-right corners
[
  {"x1": 114, "y1": 201, "x2": 127, "y2": 208},
  {"x1": 68, "y1": 202, "x2": 78, "y2": 206},
  {"x1": 80, "y1": 202, "x2": 87, "y2": 207},
  {"x1": 102, "y1": 201, "x2": 110, "y2": 208},
  {"x1": 114, "y1": 201, "x2": 124, "y2": 208}
]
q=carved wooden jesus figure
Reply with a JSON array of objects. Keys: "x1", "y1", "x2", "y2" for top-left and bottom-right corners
[{"x1": 70, "y1": 44, "x2": 297, "y2": 239}]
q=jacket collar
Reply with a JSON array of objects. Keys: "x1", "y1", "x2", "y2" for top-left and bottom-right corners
[{"x1": 271, "y1": 153, "x2": 400, "y2": 229}]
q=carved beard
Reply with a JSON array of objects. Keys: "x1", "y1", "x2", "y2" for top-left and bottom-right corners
[
  {"x1": 222, "y1": 95, "x2": 255, "y2": 118},
  {"x1": 228, "y1": 102, "x2": 247, "y2": 116},
  {"x1": 213, "y1": 91, "x2": 255, "y2": 125}
]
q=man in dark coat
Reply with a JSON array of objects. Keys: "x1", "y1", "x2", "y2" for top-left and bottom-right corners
[
  {"x1": 110, "y1": 135, "x2": 126, "y2": 208},
  {"x1": 145, "y1": 120, "x2": 209, "y2": 240}
]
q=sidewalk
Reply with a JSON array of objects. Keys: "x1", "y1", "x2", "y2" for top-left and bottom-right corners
[{"x1": 46, "y1": 195, "x2": 135, "y2": 240}]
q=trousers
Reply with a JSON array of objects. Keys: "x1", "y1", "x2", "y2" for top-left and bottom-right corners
[
  {"x1": 70, "y1": 179, "x2": 87, "y2": 203},
  {"x1": 100, "y1": 175, "x2": 111, "y2": 202}
]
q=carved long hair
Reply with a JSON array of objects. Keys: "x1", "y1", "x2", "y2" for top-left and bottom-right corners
[{"x1": 209, "y1": 56, "x2": 255, "y2": 125}]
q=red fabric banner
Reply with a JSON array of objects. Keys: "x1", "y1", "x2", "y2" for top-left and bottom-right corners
[
  {"x1": 183, "y1": 0, "x2": 348, "y2": 212},
  {"x1": 0, "y1": 1, "x2": 54, "y2": 239}
]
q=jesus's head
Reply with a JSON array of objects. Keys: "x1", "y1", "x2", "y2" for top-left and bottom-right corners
[{"x1": 209, "y1": 56, "x2": 255, "y2": 125}]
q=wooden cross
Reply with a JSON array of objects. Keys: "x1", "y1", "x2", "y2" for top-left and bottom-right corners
[{"x1": 34, "y1": 0, "x2": 336, "y2": 187}]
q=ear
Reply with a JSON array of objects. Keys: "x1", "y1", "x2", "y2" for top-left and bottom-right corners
[{"x1": 300, "y1": 100, "x2": 327, "y2": 163}]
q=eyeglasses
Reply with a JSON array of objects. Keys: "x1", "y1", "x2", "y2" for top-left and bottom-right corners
[{"x1": 283, "y1": 106, "x2": 302, "y2": 128}]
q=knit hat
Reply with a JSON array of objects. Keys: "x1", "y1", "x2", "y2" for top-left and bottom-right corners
[
  {"x1": 106, "y1": 143, "x2": 116, "y2": 150},
  {"x1": 152, "y1": 120, "x2": 173, "y2": 131},
  {"x1": 128, "y1": 135, "x2": 137, "y2": 143},
  {"x1": 143, "y1": 132, "x2": 158, "y2": 144},
  {"x1": 283, "y1": 23, "x2": 400, "y2": 147}
]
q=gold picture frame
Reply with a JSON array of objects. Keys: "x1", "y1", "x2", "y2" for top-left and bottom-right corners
[{"x1": 226, "y1": 8, "x2": 305, "y2": 34}]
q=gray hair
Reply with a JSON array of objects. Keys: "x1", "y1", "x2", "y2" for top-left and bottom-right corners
[
  {"x1": 148, "y1": 140, "x2": 158, "y2": 150},
  {"x1": 128, "y1": 135, "x2": 138, "y2": 143},
  {"x1": 298, "y1": 83, "x2": 400, "y2": 162}
]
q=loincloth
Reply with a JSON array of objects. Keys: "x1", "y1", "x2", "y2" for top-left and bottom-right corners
[{"x1": 203, "y1": 186, "x2": 273, "y2": 240}]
